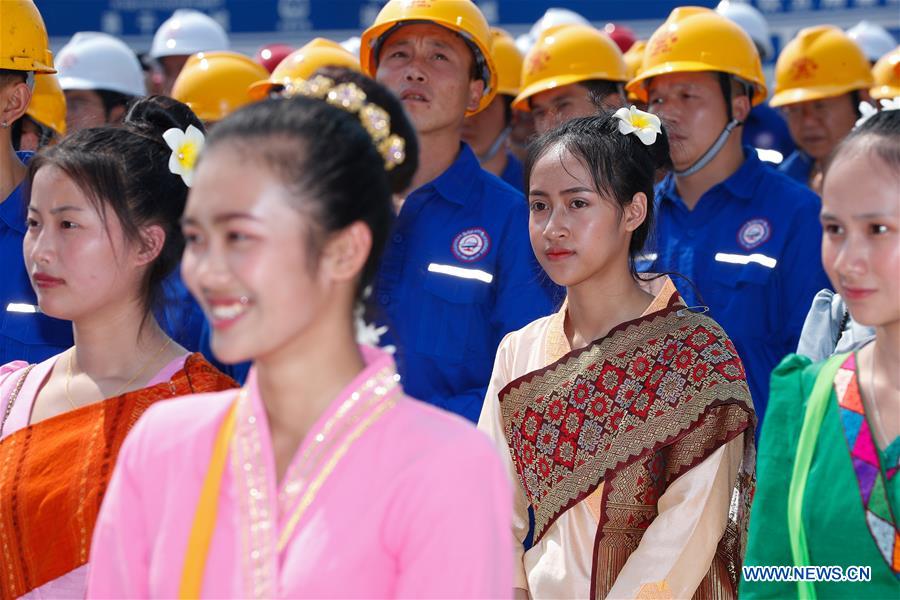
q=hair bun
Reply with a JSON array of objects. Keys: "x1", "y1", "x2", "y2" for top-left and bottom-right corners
[{"x1": 124, "y1": 95, "x2": 206, "y2": 142}]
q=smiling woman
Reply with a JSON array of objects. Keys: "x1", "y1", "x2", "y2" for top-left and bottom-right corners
[
  {"x1": 0, "y1": 96, "x2": 237, "y2": 600},
  {"x1": 86, "y1": 69, "x2": 515, "y2": 599},
  {"x1": 743, "y1": 108, "x2": 900, "y2": 599}
]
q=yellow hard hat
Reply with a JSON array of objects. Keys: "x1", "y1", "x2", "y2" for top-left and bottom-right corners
[
  {"x1": 623, "y1": 40, "x2": 647, "y2": 102},
  {"x1": 490, "y1": 28, "x2": 523, "y2": 97},
  {"x1": 248, "y1": 38, "x2": 361, "y2": 100},
  {"x1": 26, "y1": 74, "x2": 66, "y2": 136},
  {"x1": 513, "y1": 24, "x2": 628, "y2": 112},
  {"x1": 770, "y1": 26, "x2": 873, "y2": 108},
  {"x1": 626, "y1": 6, "x2": 767, "y2": 106},
  {"x1": 359, "y1": 0, "x2": 497, "y2": 115},
  {"x1": 172, "y1": 51, "x2": 269, "y2": 123},
  {"x1": 871, "y1": 45, "x2": 900, "y2": 100},
  {"x1": 623, "y1": 39, "x2": 647, "y2": 81},
  {"x1": 0, "y1": 0, "x2": 55, "y2": 73}
]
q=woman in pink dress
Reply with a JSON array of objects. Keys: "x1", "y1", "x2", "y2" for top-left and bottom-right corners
[
  {"x1": 0, "y1": 96, "x2": 236, "y2": 600},
  {"x1": 87, "y1": 69, "x2": 514, "y2": 598}
]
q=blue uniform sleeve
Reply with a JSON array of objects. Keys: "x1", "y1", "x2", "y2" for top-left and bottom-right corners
[
  {"x1": 425, "y1": 199, "x2": 557, "y2": 424},
  {"x1": 775, "y1": 196, "x2": 832, "y2": 352}
]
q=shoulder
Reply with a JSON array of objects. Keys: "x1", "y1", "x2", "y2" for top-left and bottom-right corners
[
  {"x1": 0, "y1": 360, "x2": 30, "y2": 382},
  {"x1": 754, "y1": 161, "x2": 820, "y2": 209},
  {"x1": 180, "y1": 353, "x2": 239, "y2": 391},
  {"x1": 122, "y1": 388, "x2": 237, "y2": 461},
  {"x1": 506, "y1": 313, "x2": 556, "y2": 345},
  {"x1": 383, "y1": 397, "x2": 504, "y2": 469},
  {"x1": 473, "y1": 167, "x2": 528, "y2": 213}
]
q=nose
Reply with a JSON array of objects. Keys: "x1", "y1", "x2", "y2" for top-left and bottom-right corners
[
  {"x1": 543, "y1": 206, "x2": 569, "y2": 240},
  {"x1": 182, "y1": 240, "x2": 231, "y2": 296},
  {"x1": 26, "y1": 225, "x2": 55, "y2": 268},
  {"x1": 832, "y1": 235, "x2": 868, "y2": 280},
  {"x1": 404, "y1": 63, "x2": 426, "y2": 83}
]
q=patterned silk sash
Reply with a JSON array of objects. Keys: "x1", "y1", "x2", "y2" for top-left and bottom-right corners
[{"x1": 498, "y1": 293, "x2": 754, "y2": 545}]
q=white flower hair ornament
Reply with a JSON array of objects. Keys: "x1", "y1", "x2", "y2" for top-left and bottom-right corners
[
  {"x1": 162, "y1": 124, "x2": 205, "y2": 187},
  {"x1": 855, "y1": 97, "x2": 900, "y2": 129},
  {"x1": 613, "y1": 105, "x2": 663, "y2": 145}
]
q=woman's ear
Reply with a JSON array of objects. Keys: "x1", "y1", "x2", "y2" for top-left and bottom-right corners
[
  {"x1": 135, "y1": 224, "x2": 166, "y2": 267},
  {"x1": 320, "y1": 221, "x2": 372, "y2": 284},
  {"x1": 623, "y1": 192, "x2": 648, "y2": 233}
]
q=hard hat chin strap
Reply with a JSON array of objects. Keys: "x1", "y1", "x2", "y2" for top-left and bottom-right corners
[
  {"x1": 479, "y1": 126, "x2": 511, "y2": 163},
  {"x1": 673, "y1": 117, "x2": 741, "y2": 178}
]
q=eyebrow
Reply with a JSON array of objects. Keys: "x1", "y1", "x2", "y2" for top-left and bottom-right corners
[
  {"x1": 528, "y1": 187, "x2": 595, "y2": 197},
  {"x1": 821, "y1": 211, "x2": 897, "y2": 220},
  {"x1": 383, "y1": 37, "x2": 454, "y2": 52},
  {"x1": 27, "y1": 205, "x2": 85, "y2": 214},
  {"x1": 180, "y1": 212, "x2": 261, "y2": 227}
]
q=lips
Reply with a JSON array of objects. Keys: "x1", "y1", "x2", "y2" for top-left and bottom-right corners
[
  {"x1": 205, "y1": 296, "x2": 251, "y2": 330},
  {"x1": 400, "y1": 88, "x2": 430, "y2": 103},
  {"x1": 32, "y1": 273, "x2": 65, "y2": 288},
  {"x1": 841, "y1": 286, "x2": 876, "y2": 301},
  {"x1": 545, "y1": 248, "x2": 575, "y2": 261}
]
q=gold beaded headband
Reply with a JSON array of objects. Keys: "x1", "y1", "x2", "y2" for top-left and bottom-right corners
[{"x1": 280, "y1": 75, "x2": 406, "y2": 171}]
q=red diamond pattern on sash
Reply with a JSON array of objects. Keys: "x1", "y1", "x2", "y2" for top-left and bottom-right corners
[{"x1": 500, "y1": 298, "x2": 752, "y2": 543}]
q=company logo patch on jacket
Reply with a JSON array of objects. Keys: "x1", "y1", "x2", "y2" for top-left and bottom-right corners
[
  {"x1": 452, "y1": 228, "x2": 491, "y2": 263},
  {"x1": 737, "y1": 218, "x2": 771, "y2": 250}
]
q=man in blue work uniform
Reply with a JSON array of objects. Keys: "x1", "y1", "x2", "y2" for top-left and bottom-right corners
[
  {"x1": 0, "y1": 1, "x2": 73, "y2": 365},
  {"x1": 359, "y1": 0, "x2": 556, "y2": 423},
  {"x1": 627, "y1": 7, "x2": 831, "y2": 427}
]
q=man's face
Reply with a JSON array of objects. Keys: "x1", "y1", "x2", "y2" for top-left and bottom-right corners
[
  {"x1": 781, "y1": 94, "x2": 858, "y2": 161},
  {"x1": 646, "y1": 72, "x2": 732, "y2": 172},
  {"x1": 375, "y1": 23, "x2": 484, "y2": 136},
  {"x1": 528, "y1": 83, "x2": 597, "y2": 135}
]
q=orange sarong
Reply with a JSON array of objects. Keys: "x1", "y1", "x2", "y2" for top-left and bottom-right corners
[{"x1": 0, "y1": 353, "x2": 237, "y2": 599}]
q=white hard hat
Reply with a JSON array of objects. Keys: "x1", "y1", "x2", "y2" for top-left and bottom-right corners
[
  {"x1": 340, "y1": 36, "x2": 361, "y2": 57},
  {"x1": 151, "y1": 9, "x2": 229, "y2": 59},
  {"x1": 528, "y1": 8, "x2": 591, "y2": 41},
  {"x1": 715, "y1": 0, "x2": 774, "y2": 61},
  {"x1": 56, "y1": 32, "x2": 146, "y2": 97},
  {"x1": 515, "y1": 33, "x2": 533, "y2": 56},
  {"x1": 846, "y1": 20, "x2": 896, "y2": 62}
]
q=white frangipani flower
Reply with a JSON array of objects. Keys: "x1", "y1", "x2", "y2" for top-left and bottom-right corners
[{"x1": 162, "y1": 124, "x2": 205, "y2": 187}]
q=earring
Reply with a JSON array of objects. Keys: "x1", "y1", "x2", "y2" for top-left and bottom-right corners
[{"x1": 0, "y1": 121, "x2": 8, "y2": 129}]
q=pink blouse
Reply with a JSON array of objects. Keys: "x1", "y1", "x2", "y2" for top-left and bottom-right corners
[{"x1": 87, "y1": 346, "x2": 513, "y2": 598}]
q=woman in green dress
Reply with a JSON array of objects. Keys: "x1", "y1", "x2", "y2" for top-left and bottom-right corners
[{"x1": 742, "y1": 107, "x2": 900, "y2": 598}]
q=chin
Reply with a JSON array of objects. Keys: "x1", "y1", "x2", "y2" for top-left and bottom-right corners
[{"x1": 844, "y1": 302, "x2": 896, "y2": 330}]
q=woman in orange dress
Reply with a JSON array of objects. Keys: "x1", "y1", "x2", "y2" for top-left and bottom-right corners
[{"x1": 0, "y1": 96, "x2": 236, "y2": 599}]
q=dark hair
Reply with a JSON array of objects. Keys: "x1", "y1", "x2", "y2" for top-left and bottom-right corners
[
  {"x1": 203, "y1": 67, "x2": 418, "y2": 296},
  {"x1": 96, "y1": 89, "x2": 135, "y2": 121},
  {"x1": 0, "y1": 69, "x2": 27, "y2": 87},
  {"x1": 827, "y1": 108, "x2": 900, "y2": 175},
  {"x1": 26, "y1": 95, "x2": 204, "y2": 323},
  {"x1": 524, "y1": 110, "x2": 672, "y2": 275},
  {"x1": 583, "y1": 79, "x2": 626, "y2": 109}
]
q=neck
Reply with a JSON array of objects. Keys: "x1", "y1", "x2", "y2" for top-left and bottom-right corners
[
  {"x1": 407, "y1": 127, "x2": 461, "y2": 193},
  {"x1": 71, "y1": 297, "x2": 170, "y2": 380},
  {"x1": 0, "y1": 141, "x2": 27, "y2": 204},
  {"x1": 674, "y1": 135, "x2": 744, "y2": 209},
  {"x1": 255, "y1": 315, "x2": 365, "y2": 444},
  {"x1": 480, "y1": 145, "x2": 509, "y2": 178},
  {"x1": 872, "y1": 321, "x2": 900, "y2": 390},
  {"x1": 565, "y1": 261, "x2": 654, "y2": 349}
]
